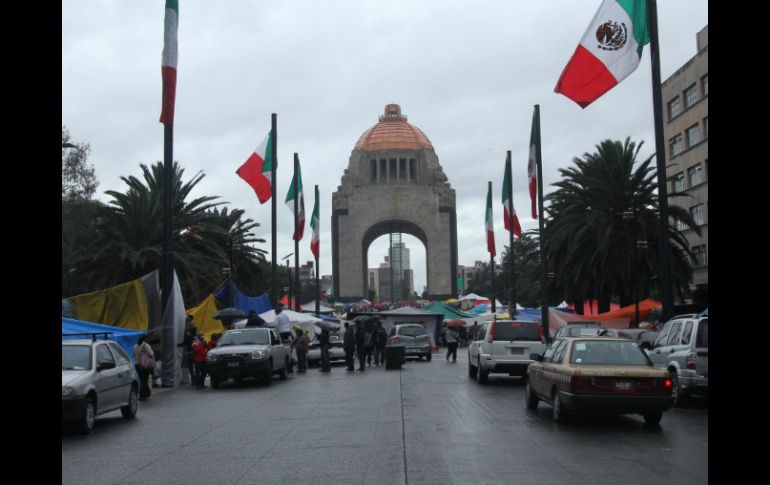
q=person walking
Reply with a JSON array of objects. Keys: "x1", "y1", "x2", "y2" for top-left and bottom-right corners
[
  {"x1": 364, "y1": 325, "x2": 375, "y2": 367},
  {"x1": 133, "y1": 335, "x2": 155, "y2": 400},
  {"x1": 191, "y1": 334, "x2": 208, "y2": 389},
  {"x1": 343, "y1": 322, "x2": 356, "y2": 372},
  {"x1": 445, "y1": 324, "x2": 459, "y2": 362},
  {"x1": 293, "y1": 328, "x2": 310, "y2": 373},
  {"x1": 182, "y1": 315, "x2": 197, "y2": 385},
  {"x1": 318, "y1": 327, "x2": 331, "y2": 372},
  {"x1": 274, "y1": 305, "x2": 292, "y2": 342},
  {"x1": 245, "y1": 310, "x2": 267, "y2": 328},
  {"x1": 373, "y1": 321, "x2": 387, "y2": 367},
  {"x1": 354, "y1": 321, "x2": 367, "y2": 371}
]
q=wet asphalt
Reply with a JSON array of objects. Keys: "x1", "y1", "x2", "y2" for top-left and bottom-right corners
[{"x1": 62, "y1": 350, "x2": 708, "y2": 485}]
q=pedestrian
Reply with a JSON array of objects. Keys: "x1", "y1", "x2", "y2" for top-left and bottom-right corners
[
  {"x1": 373, "y1": 321, "x2": 387, "y2": 367},
  {"x1": 458, "y1": 325, "x2": 467, "y2": 347},
  {"x1": 343, "y1": 322, "x2": 356, "y2": 372},
  {"x1": 354, "y1": 320, "x2": 367, "y2": 371},
  {"x1": 191, "y1": 334, "x2": 208, "y2": 389},
  {"x1": 364, "y1": 325, "x2": 375, "y2": 367},
  {"x1": 274, "y1": 304, "x2": 292, "y2": 342},
  {"x1": 445, "y1": 323, "x2": 459, "y2": 362},
  {"x1": 470, "y1": 321, "x2": 479, "y2": 342},
  {"x1": 182, "y1": 315, "x2": 197, "y2": 385},
  {"x1": 133, "y1": 335, "x2": 155, "y2": 400},
  {"x1": 245, "y1": 310, "x2": 267, "y2": 327},
  {"x1": 293, "y1": 328, "x2": 310, "y2": 373},
  {"x1": 318, "y1": 327, "x2": 331, "y2": 372}
]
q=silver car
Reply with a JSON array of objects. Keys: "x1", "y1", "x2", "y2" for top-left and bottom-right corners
[
  {"x1": 307, "y1": 331, "x2": 346, "y2": 366},
  {"x1": 62, "y1": 337, "x2": 140, "y2": 434}
]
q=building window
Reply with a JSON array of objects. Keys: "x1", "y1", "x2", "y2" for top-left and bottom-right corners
[
  {"x1": 684, "y1": 84, "x2": 698, "y2": 109},
  {"x1": 702, "y1": 74, "x2": 708, "y2": 97},
  {"x1": 370, "y1": 160, "x2": 377, "y2": 182},
  {"x1": 692, "y1": 245, "x2": 707, "y2": 266},
  {"x1": 669, "y1": 134, "x2": 684, "y2": 157},
  {"x1": 667, "y1": 97, "x2": 681, "y2": 121},
  {"x1": 399, "y1": 158, "x2": 407, "y2": 181},
  {"x1": 686, "y1": 124, "x2": 701, "y2": 147},
  {"x1": 673, "y1": 172, "x2": 684, "y2": 193},
  {"x1": 690, "y1": 203, "x2": 705, "y2": 226},
  {"x1": 409, "y1": 158, "x2": 417, "y2": 180},
  {"x1": 389, "y1": 159, "x2": 397, "y2": 181},
  {"x1": 379, "y1": 159, "x2": 387, "y2": 181},
  {"x1": 688, "y1": 164, "x2": 703, "y2": 187},
  {"x1": 676, "y1": 218, "x2": 688, "y2": 231},
  {"x1": 703, "y1": 117, "x2": 708, "y2": 137}
]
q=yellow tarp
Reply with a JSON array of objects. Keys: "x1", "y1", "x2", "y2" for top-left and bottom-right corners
[
  {"x1": 186, "y1": 294, "x2": 225, "y2": 341},
  {"x1": 69, "y1": 278, "x2": 149, "y2": 330}
]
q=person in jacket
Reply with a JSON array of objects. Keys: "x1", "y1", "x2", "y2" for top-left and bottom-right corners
[
  {"x1": 191, "y1": 334, "x2": 208, "y2": 389},
  {"x1": 133, "y1": 335, "x2": 155, "y2": 400},
  {"x1": 445, "y1": 324, "x2": 459, "y2": 362},
  {"x1": 373, "y1": 321, "x2": 387, "y2": 367},
  {"x1": 354, "y1": 321, "x2": 367, "y2": 371},
  {"x1": 343, "y1": 322, "x2": 356, "y2": 372},
  {"x1": 245, "y1": 310, "x2": 267, "y2": 328},
  {"x1": 293, "y1": 328, "x2": 310, "y2": 373}
]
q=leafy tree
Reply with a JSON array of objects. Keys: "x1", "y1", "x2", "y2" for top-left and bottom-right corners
[
  {"x1": 545, "y1": 138, "x2": 699, "y2": 313},
  {"x1": 62, "y1": 126, "x2": 98, "y2": 201}
]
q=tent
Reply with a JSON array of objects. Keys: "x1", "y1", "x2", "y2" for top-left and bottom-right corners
[
  {"x1": 214, "y1": 282, "x2": 273, "y2": 315},
  {"x1": 301, "y1": 301, "x2": 336, "y2": 313},
  {"x1": 592, "y1": 299, "x2": 662, "y2": 327},
  {"x1": 258, "y1": 309, "x2": 323, "y2": 325},
  {"x1": 62, "y1": 317, "x2": 146, "y2": 363},
  {"x1": 566, "y1": 300, "x2": 621, "y2": 316}
]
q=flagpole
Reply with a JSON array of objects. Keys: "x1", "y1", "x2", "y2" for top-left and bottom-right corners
[
  {"x1": 294, "y1": 153, "x2": 301, "y2": 312},
  {"x1": 315, "y1": 185, "x2": 320, "y2": 314},
  {"x1": 506, "y1": 150, "x2": 516, "y2": 315},
  {"x1": 647, "y1": 0, "x2": 674, "y2": 321},
  {"x1": 271, "y1": 113, "x2": 278, "y2": 309},
  {"x1": 488, "y1": 181, "x2": 496, "y2": 314},
  {"x1": 534, "y1": 105, "x2": 550, "y2": 344}
]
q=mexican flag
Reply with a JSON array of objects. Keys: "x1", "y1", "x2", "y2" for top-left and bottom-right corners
[
  {"x1": 502, "y1": 155, "x2": 522, "y2": 238},
  {"x1": 286, "y1": 162, "x2": 305, "y2": 241},
  {"x1": 236, "y1": 131, "x2": 273, "y2": 204},
  {"x1": 527, "y1": 107, "x2": 539, "y2": 219},
  {"x1": 486, "y1": 183, "x2": 496, "y2": 257},
  {"x1": 310, "y1": 188, "x2": 320, "y2": 260},
  {"x1": 554, "y1": 0, "x2": 649, "y2": 108},
  {"x1": 159, "y1": 0, "x2": 178, "y2": 124}
]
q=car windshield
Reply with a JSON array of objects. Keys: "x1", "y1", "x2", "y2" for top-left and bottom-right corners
[
  {"x1": 398, "y1": 326, "x2": 426, "y2": 337},
  {"x1": 569, "y1": 340, "x2": 651, "y2": 366},
  {"x1": 62, "y1": 345, "x2": 92, "y2": 370},
  {"x1": 696, "y1": 319, "x2": 708, "y2": 347},
  {"x1": 568, "y1": 327, "x2": 604, "y2": 337},
  {"x1": 218, "y1": 330, "x2": 269, "y2": 346},
  {"x1": 493, "y1": 321, "x2": 540, "y2": 341}
]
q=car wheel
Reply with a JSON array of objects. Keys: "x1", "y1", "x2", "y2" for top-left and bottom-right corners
[
  {"x1": 120, "y1": 385, "x2": 138, "y2": 419},
  {"x1": 552, "y1": 391, "x2": 567, "y2": 422},
  {"x1": 468, "y1": 360, "x2": 477, "y2": 378},
  {"x1": 643, "y1": 411, "x2": 663, "y2": 426},
  {"x1": 476, "y1": 358, "x2": 488, "y2": 384},
  {"x1": 77, "y1": 396, "x2": 96, "y2": 434},
  {"x1": 525, "y1": 381, "x2": 539, "y2": 410},
  {"x1": 211, "y1": 376, "x2": 222, "y2": 389},
  {"x1": 426, "y1": 353, "x2": 432, "y2": 362},
  {"x1": 263, "y1": 362, "x2": 273, "y2": 386},
  {"x1": 671, "y1": 373, "x2": 687, "y2": 407}
]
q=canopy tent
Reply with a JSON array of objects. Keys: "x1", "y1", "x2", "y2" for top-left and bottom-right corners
[
  {"x1": 214, "y1": 282, "x2": 273, "y2": 315},
  {"x1": 426, "y1": 302, "x2": 475, "y2": 321},
  {"x1": 591, "y1": 299, "x2": 662, "y2": 326},
  {"x1": 459, "y1": 293, "x2": 485, "y2": 301},
  {"x1": 62, "y1": 317, "x2": 146, "y2": 363},
  {"x1": 566, "y1": 300, "x2": 621, "y2": 316},
  {"x1": 258, "y1": 309, "x2": 323, "y2": 325},
  {"x1": 301, "y1": 301, "x2": 336, "y2": 313},
  {"x1": 186, "y1": 294, "x2": 226, "y2": 341}
]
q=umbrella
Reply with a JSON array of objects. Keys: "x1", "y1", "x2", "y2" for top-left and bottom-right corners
[
  {"x1": 213, "y1": 308, "x2": 246, "y2": 330},
  {"x1": 314, "y1": 320, "x2": 341, "y2": 332}
]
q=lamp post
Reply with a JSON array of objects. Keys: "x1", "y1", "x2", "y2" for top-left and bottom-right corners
[
  {"x1": 623, "y1": 209, "x2": 640, "y2": 328},
  {"x1": 283, "y1": 253, "x2": 293, "y2": 308}
]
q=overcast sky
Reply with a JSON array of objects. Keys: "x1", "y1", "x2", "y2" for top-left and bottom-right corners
[{"x1": 62, "y1": 1, "x2": 708, "y2": 296}]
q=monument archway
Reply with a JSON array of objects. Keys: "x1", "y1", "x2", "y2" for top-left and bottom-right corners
[{"x1": 332, "y1": 104, "x2": 457, "y2": 300}]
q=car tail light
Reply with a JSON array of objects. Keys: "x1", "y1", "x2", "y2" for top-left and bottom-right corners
[
  {"x1": 391, "y1": 336, "x2": 400, "y2": 344},
  {"x1": 569, "y1": 375, "x2": 595, "y2": 394},
  {"x1": 664, "y1": 378, "x2": 673, "y2": 389},
  {"x1": 686, "y1": 352, "x2": 697, "y2": 369},
  {"x1": 487, "y1": 322, "x2": 495, "y2": 343},
  {"x1": 424, "y1": 335, "x2": 431, "y2": 342}
]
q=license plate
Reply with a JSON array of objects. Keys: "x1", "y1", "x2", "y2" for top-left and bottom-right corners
[
  {"x1": 510, "y1": 348, "x2": 524, "y2": 354},
  {"x1": 615, "y1": 381, "x2": 632, "y2": 390},
  {"x1": 227, "y1": 362, "x2": 240, "y2": 367}
]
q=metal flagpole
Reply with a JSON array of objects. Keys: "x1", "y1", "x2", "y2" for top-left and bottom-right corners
[
  {"x1": 294, "y1": 153, "x2": 301, "y2": 312},
  {"x1": 506, "y1": 150, "x2": 517, "y2": 315},
  {"x1": 271, "y1": 113, "x2": 278, "y2": 309},
  {"x1": 533, "y1": 105, "x2": 550, "y2": 344},
  {"x1": 315, "y1": 185, "x2": 320, "y2": 314}
]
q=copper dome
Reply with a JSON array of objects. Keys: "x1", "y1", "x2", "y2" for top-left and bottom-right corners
[{"x1": 354, "y1": 104, "x2": 433, "y2": 152}]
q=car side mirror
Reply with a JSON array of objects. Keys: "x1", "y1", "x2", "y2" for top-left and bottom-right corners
[
  {"x1": 529, "y1": 353, "x2": 543, "y2": 362},
  {"x1": 97, "y1": 360, "x2": 116, "y2": 371}
]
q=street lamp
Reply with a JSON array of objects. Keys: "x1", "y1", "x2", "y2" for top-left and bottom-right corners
[{"x1": 282, "y1": 253, "x2": 293, "y2": 308}]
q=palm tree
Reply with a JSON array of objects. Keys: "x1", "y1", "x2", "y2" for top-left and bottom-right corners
[{"x1": 545, "y1": 138, "x2": 699, "y2": 313}]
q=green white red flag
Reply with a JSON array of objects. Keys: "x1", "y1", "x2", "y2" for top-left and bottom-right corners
[
  {"x1": 159, "y1": 0, "x2": 178, "y2": 124},
  {"x1": 554, "y1": 0, "x2": 649, "y2": 108},
  {"x1": 486, "y1": 183, "x2": 496, "y2": 257},
  {"x1": 502, "y1": 156, "x2": 522, "y2": 238},
  {"x1": 286, "y1": 162, "x2": 305, "y2": 241},
  {"x1": 236, "y1": 131, "x2": 273, "y2": 204},
  {"x1": 527, "y1": 108, "x2": 539, "y2": 219},
  {"x1": 310, "y1": 188, "x2": 320, "y2": 260}
]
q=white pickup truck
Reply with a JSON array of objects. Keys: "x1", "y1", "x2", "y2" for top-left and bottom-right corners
[{"x1": 206, "y1": 327, "x2": 291, "y2": 387}]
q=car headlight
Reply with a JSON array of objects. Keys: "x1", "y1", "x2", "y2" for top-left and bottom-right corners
[
  {"x1": 251, "y1": 350, "x2": 267, "y2": 360},
  {"x1": 206, "y1": 353, "x2": 218, "y2": 362},
  {"x1": 62, "y1": 387, "x2": 76, "y2": 398}
]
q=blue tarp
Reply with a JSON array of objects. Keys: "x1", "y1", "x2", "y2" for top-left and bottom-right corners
[
  {"x1": 62, "y1": 317, "x2": 146, "y2": 363},
  {"x1": 214, "y1": 282, "x2": 273, "y2": 315}
]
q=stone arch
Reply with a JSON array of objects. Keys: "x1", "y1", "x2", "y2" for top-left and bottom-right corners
[{"x1": 361, "y1": 220, "x2": 428, "y2": 298}]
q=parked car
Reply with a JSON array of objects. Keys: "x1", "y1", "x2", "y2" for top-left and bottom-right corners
[
  {"x1": 552, "y1": 322, "x2": 606, "y2": 340},
  {"x1": 307, "y1": 330, "x2": 346, "y2": 366},
  {"x1": 468, "y1": 320, "x2": 545, "y2": 383},
  {"x1": 62, "y1": 335, "x2": 140, "y2": 434},
  {"x1": 205, "y1": 328, "x2": 291, "y2": 387},
  {"x1": 646, "y1": 316, "x2": 708, "y2": 406},
  {"x1": 526, "y1": 337, "x2": 674, "y2": 425},
  {"x1": 387, "y1": 323, "x2": 432, "y2": 361}
]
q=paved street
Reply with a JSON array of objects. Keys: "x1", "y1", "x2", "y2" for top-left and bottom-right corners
[{"x1": 62, "y1": 351, "x2": 708, "y2": 485}]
